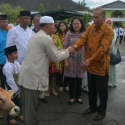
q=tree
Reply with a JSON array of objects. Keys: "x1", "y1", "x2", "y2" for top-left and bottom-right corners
[
  {"x1": 57, "y1": 5, "x2": 61, "y2": 10},
  {"x1": 39, "y1": 4, "x2": 45, "y2": 12},
  {"x1": 0, "y1": 4, "x2": 23, "y2": 24},
  {"x1": 82, "y1": 13, "x2": 92, "y2": 26},
  {"x1": 78, "y1": 0, "x2": 86, "y2": 7}
]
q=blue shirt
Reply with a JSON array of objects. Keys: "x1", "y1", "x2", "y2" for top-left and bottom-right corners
[{"x1": 0, "y1": 29, "x2": 7, "y2": 64}]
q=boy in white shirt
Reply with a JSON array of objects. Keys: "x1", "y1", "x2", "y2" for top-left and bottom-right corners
[{"x1": 3, "y1": 45, "x2": 23, "y2": 125}]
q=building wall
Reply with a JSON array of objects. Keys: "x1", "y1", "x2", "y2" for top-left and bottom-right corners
[
  {"x1": 105, "y1": 10, "x2": 125, "y2": 26},
  {"x1": 123, "y1": 11, "x2": 125, "y2": 26},
  {"x1": 105, "y1": 10, "x2": 114, "y2": 18}
]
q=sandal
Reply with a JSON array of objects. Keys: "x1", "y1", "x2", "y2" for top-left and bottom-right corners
[
  {"x1": 68, "y1": 99, "x2": 75, "y2": 105},
  {"x1": 59, "y1": 87, "x2": 63, "y2": 92},
  {"x1": 50, "y1": 91, "x2": 58, "y2": 96},
  {"x1": 17, "y1": 115, "x2": 23, "y2": 121},
  {"x1": 45, "y1": 91, "x2": 49, "y2": 97},
  {"x1": 76, "y1": 99, "x2": 83, "y2": 104},
  {"x1": 8, "y1": 119, "x2": 17, "y2": 125},
  {"x1": 65, "y1": 87, "x2": 69, "y2": 92}
]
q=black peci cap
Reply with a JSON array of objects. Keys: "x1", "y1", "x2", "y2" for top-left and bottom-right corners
[
  {"x1": 4, "y1": 45, "x2": 18, "y2": 56},
  {"x1": 20, "y1": 10, "x2": 31, "y2": 17},
  {"x1": 0, "y1": 14, "x2": 8, "y2": 20}
]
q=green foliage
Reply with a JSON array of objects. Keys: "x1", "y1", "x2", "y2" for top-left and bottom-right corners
[
  {"x1": 0, "y1": 4, "x2": 23, "y2": 24},
  {"x1": 82, "y1": 13, "x2": 92, "y2": 26},
  {"x1": 39, "y1": 4, "x2": 45, "y2": 12},
  {"x1": 78, "y1": 0, "x2": 86, "y2": 7},
  {"x1": 57, "y1": 5, "x2": 61, "y2": 10}
]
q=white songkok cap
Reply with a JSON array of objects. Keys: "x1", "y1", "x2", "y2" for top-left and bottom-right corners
[{"x1": 40, "y1": 16, "x2": 54, "y2": 24}]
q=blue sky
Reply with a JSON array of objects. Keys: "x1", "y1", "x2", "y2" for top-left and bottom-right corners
[{"x1": 73, "y1": 0, "x2": 125, "y2": 8}]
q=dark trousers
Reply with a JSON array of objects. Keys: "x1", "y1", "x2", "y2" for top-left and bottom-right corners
[
  {"x1": 64, "y1": 76, "x2": 69, "y2": 87},
  {"x1": 20, "y1": 86, "x2": 40, "y2": 125},
  {"x1": 119, "y1": 35, "x2": 123, "y2": 44},
  {"x1": 68, "y1": 77, "x2": 82, "y2": 99},
  {"x1": 56, "y1": 73, "x2": 69, "y2": 87},
  {"x1": 7, "y1": 94, "x2": 22, "y2": 121},
  {"x1": 88, "y1": 73, "x2": 109, "y2": 115},
  {"x1": 49, "y1": 73, "x2": 56, "y2": 91},
  {"x1": 0, "y1": 64, "x2": 5, "y2": 89}
]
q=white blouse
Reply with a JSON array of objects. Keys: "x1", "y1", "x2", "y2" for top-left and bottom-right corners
[
  {"x1": 6, "y1": 25, "x2": 34, "y2": 64},
  {"x1": 119, "y1": 27, "x2": 123, "y2": 36},
  {"x1": 3, "y1": 61, "x2": 21, "y2": 93}
]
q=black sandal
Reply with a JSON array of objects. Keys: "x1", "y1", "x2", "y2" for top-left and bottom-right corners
[
  {"x1": 76, "y1": 99, "x2": 83, "y2": 104},
  {"x1": 68, "y1": 99, "x2": 75, "y2": 105}
]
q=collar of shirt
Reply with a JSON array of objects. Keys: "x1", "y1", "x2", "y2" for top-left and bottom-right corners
[
  {"x1": 7, "y1": 61, "x2": 19, "y2": 74},
  {"x1": 32, "y1": 28, "x2": 38, "y2": 33},
  {"x1": 0, "y1": 29, "x2": 8, "y2": 32},
  {"x1": 93, "y1": 23, "x2": 106, "y2": 30},
  {"x1": 19, "y1": 25, "x2": 29, "y2": 31},
  {"x1": 93, "y1": 23, "x2": 111, "y2": 33}
]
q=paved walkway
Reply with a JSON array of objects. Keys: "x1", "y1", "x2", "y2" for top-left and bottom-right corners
[{"x1": 1, "y1": 41, "x2": 125, "y2": 125}]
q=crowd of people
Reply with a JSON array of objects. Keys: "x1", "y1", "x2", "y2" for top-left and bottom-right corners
[{"x1": 0, "y1": 7, "x2": 125, "y2": 125}]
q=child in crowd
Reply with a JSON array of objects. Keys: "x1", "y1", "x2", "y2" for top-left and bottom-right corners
[{"x1": 3, "y1": 45, "x2": 23, "y2": 125}]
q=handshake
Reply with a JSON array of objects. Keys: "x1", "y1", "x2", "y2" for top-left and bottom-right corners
[
  {"x1": 66, "y1": 46, "x2": 76, "y2": 54},
  {"x1": 66, "y1": 46, "x2": 90, "y2": 66}
]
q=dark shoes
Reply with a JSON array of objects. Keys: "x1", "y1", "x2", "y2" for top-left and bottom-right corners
[
  {"x1": 93, "y1": 113, "x2": 105, "y2": 121},
  {"x1": 76, "y1": 99, "x2": 83, "y2": 104},
  {"x1": 82, "y1": 108, "x2": 96, "y2": 115},
  {"x1": 68, "y1": 99, "x2": 75, "y2": 105},
  {"x1": 0, "y1": 116, "x2": 3, "y2": 120},
  {"x1": 68, "y1": 101, "x2": 74, "y2": 105},
  {"x1": 83, "y1": 108, "x2": 105, "y2": 121},
  {"x1": 69, "y1": 99, "x2": 83, "y2": 105},
  {"x1": 39, "y1": 97, "x2": 48, "y2": 103}
]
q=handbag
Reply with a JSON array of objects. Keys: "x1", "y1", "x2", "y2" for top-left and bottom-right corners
[{"x1": 110, "y1": 48, "x2": 122, "y2": 65}]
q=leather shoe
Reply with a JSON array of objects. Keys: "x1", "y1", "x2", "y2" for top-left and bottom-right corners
[
  {"x1": 82, "y1": 108, "x2": 96, "y2": 115},
  {"x1": 93, "y1": 113, "x2": 105, "y2": 121},
  {"x1": 39, "y1": 98, "x2": 48, "y2": 103}
]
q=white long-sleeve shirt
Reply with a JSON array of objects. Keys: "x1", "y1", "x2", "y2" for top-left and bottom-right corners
[
  {"x1": 119, "y1": 27, "x2": 123, "y2": 36},
  {"x1": 3, "y1": 61, "x2": 21, "y2": 93},
  {"x1": 6, "y1": 25, "x2": 34, "y2": 64}
]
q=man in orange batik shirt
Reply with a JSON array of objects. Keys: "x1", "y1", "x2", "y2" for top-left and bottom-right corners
[{"x1": 67, "y1": 7, "x2": 114, "y2": 121}]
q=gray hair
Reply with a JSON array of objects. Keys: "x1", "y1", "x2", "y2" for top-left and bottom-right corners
[
  {"x1": 94, "y1": 7, "x2": 106, "y2": 16},
  {"x1": 33, "y1": 14, "x2": 41, "y2": 20}
]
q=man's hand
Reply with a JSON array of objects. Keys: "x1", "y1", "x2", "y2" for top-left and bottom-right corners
[
  {"x1": 83, "y1": 59, "x2": 90, "y2": 66},
  {"x1": 67, "y1": 46, "x2": 76, "y2": 54}
]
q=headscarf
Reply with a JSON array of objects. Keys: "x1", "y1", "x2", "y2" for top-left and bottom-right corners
[{"x1": 105, "y1": 18, "x2": 113, "y2": 28}]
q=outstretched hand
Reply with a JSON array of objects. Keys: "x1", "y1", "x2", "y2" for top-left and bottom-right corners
[
  {"x1": 83, "y1": 59, "x2": 90, "y2": 66},
  {"x1": 67, "y1": 46, "x2": 76, "y2": 54}
]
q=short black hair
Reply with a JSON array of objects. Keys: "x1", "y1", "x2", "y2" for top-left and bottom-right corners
[
  {"x1": 69, "y1": 17, "x2": 85, "y2": 33},
  {"x1": 5, "y1": 53, "x2": 12, "y2": 59}
]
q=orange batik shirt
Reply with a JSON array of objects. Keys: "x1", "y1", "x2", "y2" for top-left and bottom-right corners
[{"x1": 73, "y1": 23, "x2": 114, "y2": 76}]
